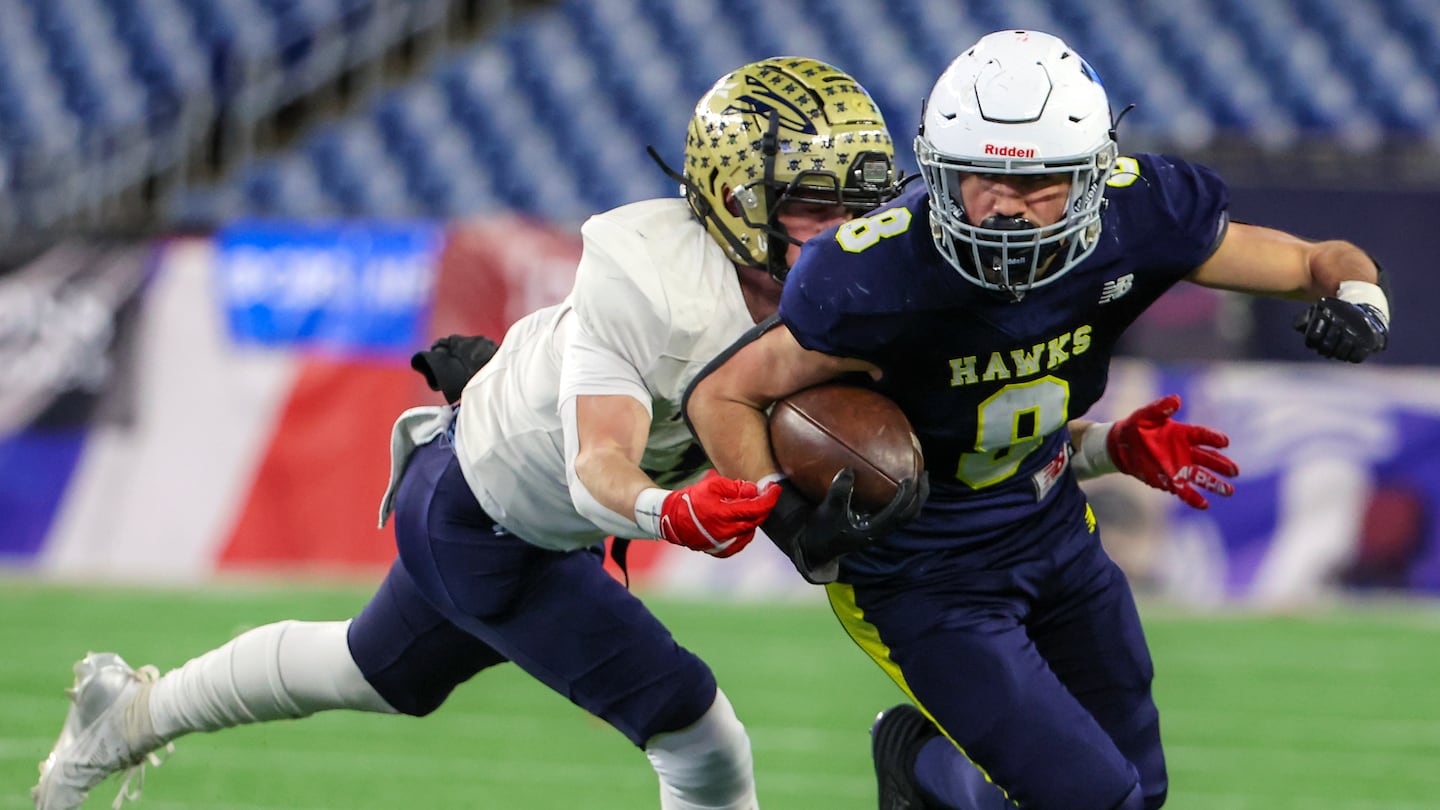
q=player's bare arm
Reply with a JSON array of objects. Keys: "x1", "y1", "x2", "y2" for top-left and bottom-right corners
[
  {"x1": 688, "y1": 324, "x2": 873, "y2": 483},
  {"x1": 1188, "y1": 221, "x2": 1389, "y2": 362},
  {"x1": 572, "y1": 394, "x2": 659, "y2": 516},
  {"x1": 1186, "y1": 222, "x2": 1377, "y2": 299},
  {"x1": 570, "y1": 392, "x2": 777, "y2": 556}
]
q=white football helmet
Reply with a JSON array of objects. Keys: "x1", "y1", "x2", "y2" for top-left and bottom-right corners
[{"x1": 915, "y1": 30, "x2": 1118, "y2": 299}]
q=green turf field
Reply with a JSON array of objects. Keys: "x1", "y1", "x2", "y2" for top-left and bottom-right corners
[{"x1": 3, "y1": 579, "x2": 1439, "y2": 809}]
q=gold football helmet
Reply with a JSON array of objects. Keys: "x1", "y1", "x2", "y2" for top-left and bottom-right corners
[{"x1": 681, "y1": 57, "x2": 897, "y2": 281}]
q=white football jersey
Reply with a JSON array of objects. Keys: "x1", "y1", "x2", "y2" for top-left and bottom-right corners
[{"x1": 452, "y1": 198, "x2": 756, "y2": 551}]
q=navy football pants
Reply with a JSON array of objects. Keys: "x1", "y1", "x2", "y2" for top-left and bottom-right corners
[
  {"x1": 831, "y1": 499, "x2": 1165, "y2": 810},
  {"x1": 347, "y1": 437, "x2": 718, "y2": 747}
]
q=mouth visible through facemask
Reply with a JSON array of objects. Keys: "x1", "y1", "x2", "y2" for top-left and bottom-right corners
[{"x1": 975, "y1": 214, "x2": 1039, "y2": 291}]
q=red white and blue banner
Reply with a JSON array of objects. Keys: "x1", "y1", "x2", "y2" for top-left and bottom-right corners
[{"x1": 3, "y1": 222, "x2": 1439, "y2": 606}]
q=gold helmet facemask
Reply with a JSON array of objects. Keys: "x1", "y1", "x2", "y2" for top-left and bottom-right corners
[{"x1": 652, "y1": 57, "x2": 899, "y2": 282}]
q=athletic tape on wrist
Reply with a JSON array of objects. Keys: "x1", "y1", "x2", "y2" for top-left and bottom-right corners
[
  {"x1": 1337, "y1": 280, "x2": 1390, "y2": 326},
  {"x1": 634, "y1": 487, "x2": 670, "y2": 537},
  {"x1": 1070, "y1": 422, "x2": 1117, "y2": 480}
]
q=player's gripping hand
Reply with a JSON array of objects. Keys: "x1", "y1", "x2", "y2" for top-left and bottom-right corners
[
  {"x1": 652, "y1": 475, "x2": 781, "y2": 558},
  {"x1": 761, "y1": 469, "x2": 928, "y2": 584},
  {"x1": 1294, "y1": 293, "x2": 1389, "y2": 363},
  {"x1": 1102, "y1": 394, "x2": 1238, "y2": 510},
  {"x1": 411, "y1": 334, "x2": 500, "y2": 403}
]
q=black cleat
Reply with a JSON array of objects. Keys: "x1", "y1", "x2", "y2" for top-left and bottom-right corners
[{"x1": 871, "y1": 704, "x2": 942, "y2": 809}]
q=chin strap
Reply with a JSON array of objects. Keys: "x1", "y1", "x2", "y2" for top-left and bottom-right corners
[
  {"x1": 647, "y1": 107, "x2": 802, "y2": 285},
  {"x1": 647, "y1": 146, "x2": 757, "y2": 266}
]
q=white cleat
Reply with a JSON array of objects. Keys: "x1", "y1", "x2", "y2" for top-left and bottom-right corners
[{"x1": 33, "y1": 653, "x2": 172, "y2": 810}]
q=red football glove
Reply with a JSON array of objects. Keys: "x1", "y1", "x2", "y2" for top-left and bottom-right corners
[
  {"x1": 657, "y1": 475, "x2": 781, "y2": 557},
  {"x1": 1107, "y1": 394, "x2": 1239, "y2": 510}
]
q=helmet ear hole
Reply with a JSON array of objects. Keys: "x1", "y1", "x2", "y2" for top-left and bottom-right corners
[
  {"x1": 732, "y1": 186, "x2": 760, "y2": 214},
  {"x1": 721, "y1": 187, "x2": 742, "y2": 216}
]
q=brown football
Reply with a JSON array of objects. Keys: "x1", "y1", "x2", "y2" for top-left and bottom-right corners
[{"x1": 768, "y1": 383, "x2": 924, "y2": 511}]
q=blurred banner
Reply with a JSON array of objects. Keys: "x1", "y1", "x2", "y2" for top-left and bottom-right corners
[
  {"x1": 1081, "y1": 361, "x2": 1440, "y2": 609},
  {"x1": 0, "y1": 240, "x2": 155, "y2": 561},
  {"x1": 2, "y1": 223, "x2": 1438, "y2": 609},
  {"x1": 216, "y1": 220, "x2": 442, "y2": 358}
]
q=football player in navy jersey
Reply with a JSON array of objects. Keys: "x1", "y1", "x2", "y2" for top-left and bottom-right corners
[{"x1": 686, "y1": 30, "x2": 1390, "y2": 810}]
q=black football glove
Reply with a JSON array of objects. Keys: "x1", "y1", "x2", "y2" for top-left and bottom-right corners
[
  {"x1": 410, "y1": 334, "x2": 499, "y2": 404},
  {"x1": 761, "y1": 468, "x2": 928, "y2": 585},
  {"x1": 1293, "y1": 298, "x2": 1388, "y2": 363}
]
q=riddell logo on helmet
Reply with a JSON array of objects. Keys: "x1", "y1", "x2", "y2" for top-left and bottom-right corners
[{"x1": 983, "y1": 144, "x2": 1037, "y2": 158}]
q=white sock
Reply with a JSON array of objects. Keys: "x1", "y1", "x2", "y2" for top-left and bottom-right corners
[
  {"x1": 146, "y1": 619, "x2": 396, "y2": 743},
  {"x1": 645, "y1": 688, "x2": 758, "y2": 810}
]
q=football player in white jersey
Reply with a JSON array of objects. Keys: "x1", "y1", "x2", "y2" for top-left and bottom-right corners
[{"x1": 32, "y1": 58, "x2": 902, "y2": 810}]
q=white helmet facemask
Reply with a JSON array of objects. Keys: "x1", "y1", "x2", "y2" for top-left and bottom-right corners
[{"x1": 915, "y1": 30, "x2": 1118, "y2": 301}]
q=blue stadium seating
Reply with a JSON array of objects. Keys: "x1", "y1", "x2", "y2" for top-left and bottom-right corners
[
  {"x1": 0, "y1": 0, "x2": 406, "y2": 222},
  {"x1": 3, "y1": 0, "x2": 1439, "y2": 228},
  {"x1": 186, "y1": 0, "x2": 1440, "y2": 224}
]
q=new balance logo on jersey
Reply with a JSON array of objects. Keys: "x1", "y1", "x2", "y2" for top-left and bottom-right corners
[{"x1": 1099, "y1": 274, "x2": 1134, "y2": 304}]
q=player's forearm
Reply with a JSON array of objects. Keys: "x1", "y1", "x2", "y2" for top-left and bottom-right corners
[
  {"x1": 1306, "y1": 240, "x2": 1380, "y2": 300},
  {"x1": 687, "y1": 380, "x2": 781, "y2": 483},
  {"x1": 573, "y1": 444, "x2": 661, "y2": 520},
  {"x1": 566, "y1": 394, "x2": 662, "y2": 537},
  {"x1": 1067, "y1": 418, "x2": 1117, "y2": 479},
  {"x1": 1066, "y1": 419, "x2": 1103, "y2": 474},
  {"x1": 688, "y1": 322, "x2": 864, "y2": 483}
]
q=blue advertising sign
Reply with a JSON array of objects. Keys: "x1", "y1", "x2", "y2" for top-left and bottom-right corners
[{"x1": 216, "y1": 221, "x2": 441, "y2": 357}]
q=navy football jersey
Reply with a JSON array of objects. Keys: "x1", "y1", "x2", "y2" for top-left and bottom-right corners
[{"x1": 779, "y1": 153, "x2": 1228, "y2": 547}]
